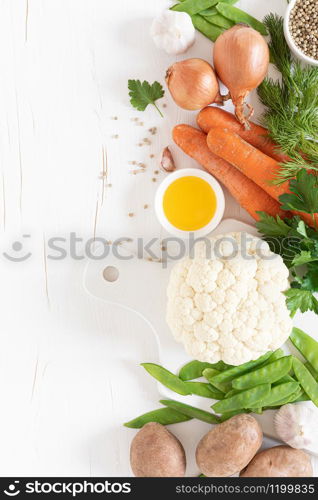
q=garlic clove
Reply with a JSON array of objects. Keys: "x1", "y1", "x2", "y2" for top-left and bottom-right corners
[
  {"x1": 161, "y1": 147, "x2": 176, "y2": 173},
  {"x1": 150, "y1": 10, "x2": 195, "y2": 56},
  {"x1": 274, "y1": 402, "x2": 318, "y2": 455}
]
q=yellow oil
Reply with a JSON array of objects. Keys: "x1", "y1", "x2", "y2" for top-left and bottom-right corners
[{"x1": 163, "y1": 176, "x2": 217, "y2": 231}]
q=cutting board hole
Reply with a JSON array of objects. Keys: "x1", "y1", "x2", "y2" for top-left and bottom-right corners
[{"x1": 103, "y1": 266, "x2": 119, "y2": 282}]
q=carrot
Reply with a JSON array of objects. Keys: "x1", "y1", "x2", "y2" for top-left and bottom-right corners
[
  {"x1": 206, "y1": 127, "x2": 318, "y2": 227},
  {"x1": 197, "y1": 107, "x2": 290, "y2": 163},
  {"x1": 172, "y1": 124, "x2": 287, "y2": 221}
]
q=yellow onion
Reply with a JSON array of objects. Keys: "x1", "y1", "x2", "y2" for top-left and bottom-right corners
[
  {"x1": 213, "y1": 24, "x2": 269, "y2": 129},
  {"x1": 166, "y1": 58, "x2": 222, "y2": 111}
]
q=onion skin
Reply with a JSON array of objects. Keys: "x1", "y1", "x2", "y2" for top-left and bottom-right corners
[
  {"x1": 213, "y1": 24, "x2": 269, "y2": 129},
  {"x1": 166, "y1": 58, "x2": 222, "y2": 111}
]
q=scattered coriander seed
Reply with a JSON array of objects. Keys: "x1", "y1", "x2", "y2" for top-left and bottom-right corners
[
  {"x1": 163, "y1": 104, "x2": 167, "y2": 108},
  {"x1": 107, "y1": 183, "x2": 112, "y2": 188},
  {"x1": 154, "y1": 170, "x2": 159, "y2": 175},
  {"x1": 111, "y1": 134, "x2": 119, "y2": 139},
  {"x1": 152, "y1": 178, "x2": 157, "y2": 182},
  {"x1": 150, "y1": 154, "x2": 155, "y2": 158},
  {"x1": 144, "y1": 204, "x2": 149, "y2": 209},
  {"x1": 128, "y1": 212, "x2": 135, "y2": 217},
  {"x1": 111, "y1": 116, "x2": 118, "y2": 120}
]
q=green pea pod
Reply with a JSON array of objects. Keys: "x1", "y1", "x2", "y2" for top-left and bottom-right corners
[
  {"x1": 184, "y1": 381, "x2": 224, "y2": 399},
  {"x1": 224, "y1": 388, "x2": 240, "y2": 399},
  {"x1": 212, "y1": 384, "x2": 270, "y2": 413},
  {"x1": 141, "y1": 363, "x2": 192, "y2": 396},
  {"x1": 203, "y1": 368, "x2": 231, "y2": 393},
  {"x1": 293, "y1": 390, "x2": 310, "y2": 403},
  {"x1": 201, "y1": 0, "x2": 238, "y2": 16},
  {"x1": 160, "y1": 399, "x2": 219, "y2": 424},
  {"x1": 290, "y1": 327, "x2": 318, "y2": 373},
  {"x1": 191, "y1": 14, "x2": 223, "y2": 42},
  {"x1": 179, "y1": 361, "x2": 221, "y2": 381},
  {"x1": 260, "y1": 381, "x2": 299, "y2": 407},
  {"x1": 305, "y1": 362, "x2": 318, "y2": 381},
  {"x1": 272, "y1": 374, "x2": 296, "y2": 386},
  {"x1": 216, "y1": 3, "x2": 268, "y2": 35},
  {"x1": 232, "y1": 356, "x2": 293, "y2": 390},
  {"x1": 172, "y1": 0, "x2": 218, "y2": 16},
  {"x1": 250, "y1": 407, "x2": 263, "y2": 414},
  {"x1": 218, "y1": 409, "x2": 248, "y2": 422},
  {"x1": 293, "y1": 357, "x2": 318, "y2": 407},
  {"x1": 266, "y1": 349, "x2": 286, "y2": 363},
  {"x1": 204, "y1": 14, "x2": 234, "y2": 29},
  {"x1": 124, "y1": 407, "x2": 192, "y2": 428},
  {"x1": 209, "y1": 351, "x2": 273, "y2": 386}
]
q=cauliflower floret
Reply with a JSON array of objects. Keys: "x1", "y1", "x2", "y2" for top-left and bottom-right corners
[{"x1": 166, "y1": 231, "x2": 293, "y2": 365}]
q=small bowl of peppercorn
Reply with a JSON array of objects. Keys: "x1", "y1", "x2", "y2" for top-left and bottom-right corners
[{"x1": 284, "y1": 0, "x2": 318, "y2": 66}]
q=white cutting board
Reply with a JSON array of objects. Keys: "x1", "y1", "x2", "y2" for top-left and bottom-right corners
[{"x1": 84, "y1": 218, "x2": 318, "y2": 473}]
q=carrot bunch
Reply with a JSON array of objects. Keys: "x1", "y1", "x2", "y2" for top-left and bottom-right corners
[{"x1": 173, "y1": 107, "x2": 317, "y2": 226}]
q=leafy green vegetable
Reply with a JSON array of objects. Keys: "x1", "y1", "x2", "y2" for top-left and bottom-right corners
[
  {"x1": 128, "y1": 80, "x2": 164, "y2": 117},
  {"x1": 258, "y1": 14, "x2": 318, "y2": 183},
  {"x1": 279, "y1": 171, "x2": 318, "y2": 214},
  {"x1": 256, "y1": 212, "x2": 291, "y2": 237},
  {"x1": 284, "y1": 289, "x2": 318, "y2": 316}
]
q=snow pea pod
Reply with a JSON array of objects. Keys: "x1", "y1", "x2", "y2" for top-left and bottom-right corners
[
  {"x1": 179, "y1": 361, "x2": 221, "y2": 381},
  {"x1": 124, "y1": 407, "x2": 192, "y2": 428},
  {"x1": 293, "y1": 357, "x2": 318, "y2": 407},
  {"x1": 266, "y1": 349, "x2": 285, "y2": 363},
  {"x1": 201, "y1": 0, "x2": 238, "y2": 16},
  {"x1": 184, "y1": 381, "x2": 224, "y2": 399},
  {"x1": 191, "y1": 14, "x2": 223, "y2": 42},
  {"x1": 203, "y1": 368, "x2": 231, "y2": 393},
  {"x1": 232, "y1": 356, "x2": 293, "y2": 390},
  {"x1": 212, "y1": 384, "x2": 270, "y2": 413},
  {"x1": 260, "y1": 382, "x2": 299, "y2": 408},
  {"x1": 172, "y1": 0, "x2": 218, "y2": 16},
  {"x1": 216, "y1": 3, "x2": 268, "y2": 35},
  {"x1": 290, "y1": 327, "x2": 318, "y2": 372},
  {"x1": 160, "y1": 399, "x2": 219, "y2": 424},
  {"x1": 204, "y1": 14, "x2": 234, "y2": 29},
  {"x1": 209, "y1": 351, "x2": 273, "y2": 386},
  {"x1": 218, "y1": 409, "x2": 249, "y2": 422},
  {"x1": 305, "y1": 362, "x2": 318, "y2": 381},
  {"x1": 141, "y1": 363, "x2": 192, "y2": 396},
  {"x1": 272, "y1": 374, "x2": 295, "y2": 386}
]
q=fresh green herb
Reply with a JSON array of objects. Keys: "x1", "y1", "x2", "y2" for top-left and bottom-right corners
[
  {"x1": 257, "y1": 173, "x2": 318, "y2": 316},
  {"x1": 128, "y1": 80, "x2": 164, "y2": 117},
  {"x1": 279, "y1": 170, "x2": 318, "y2": 215},
  {"x1": 284, "y1": 289, "x2": 318, "y2": 317},
  {"x1": 258, "y1": 14, "x2": 318, "y2": 183},
  {"x1": 216, "y1": 3, "x2": 267, "y2": 35}
]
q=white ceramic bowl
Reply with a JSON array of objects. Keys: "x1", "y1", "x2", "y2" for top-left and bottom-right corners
[
  {"x1": 155, "y1": 168, "x2": 225, "y2": 238},
  {"x1": 284, "y1": 0, "x2": 318, "y2": 66}
]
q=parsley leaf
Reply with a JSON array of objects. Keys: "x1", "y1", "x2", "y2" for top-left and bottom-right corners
[
  {"x1": 279, "y1": 170, "x2": 318, "y2": 214},
  {"x1": 292, "y1": 250, "x2": 318, "y2": 267},
  {"x1": 256, "y1": 212, "x2": 291, "y2": 236},
  {"x1": 285, "y1": 288, "x2": 318, "y2": 316},
  {"x1": 301, "y1": 267, "x2": 318, "y2": 292},
  {"x1": 128, "y1": 80, "x2": 164, "y2": 117}
]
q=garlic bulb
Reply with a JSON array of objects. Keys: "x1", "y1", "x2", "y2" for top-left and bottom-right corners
[
  {"x1": 150, "y1": 10, "x2": 195, "y2": 55},
  {"x1": 275, "y1": 402, "x2": 318, "y2": 453}
]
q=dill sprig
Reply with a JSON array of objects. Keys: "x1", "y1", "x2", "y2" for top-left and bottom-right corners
[{"x1": 258, "y1": 14, "x2": 318, "y2": 184}]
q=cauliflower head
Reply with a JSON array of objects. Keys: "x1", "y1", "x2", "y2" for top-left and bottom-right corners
[{"x1": 166, "y1": 232, "x2": 292, "y2": 366}]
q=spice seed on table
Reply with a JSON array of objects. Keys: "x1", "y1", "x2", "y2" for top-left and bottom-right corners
[{"x1": 289, "y1": 0, "x2": 318, "y2": 59}]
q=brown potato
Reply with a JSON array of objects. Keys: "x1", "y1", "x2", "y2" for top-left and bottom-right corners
[
  {"x1": 130, "y1": 422, "x2": 186, "y2": 477},
  {"x1": 196, "y1": 414, "x2": 262, "y2": 477},
  {"x1": 240, "y1": 445, "x2": 313, "y2": 477}
]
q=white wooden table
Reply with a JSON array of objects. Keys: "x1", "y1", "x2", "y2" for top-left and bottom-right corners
[{"x1": 0, "y1": 0, "x2": 316, "y2": 477}]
